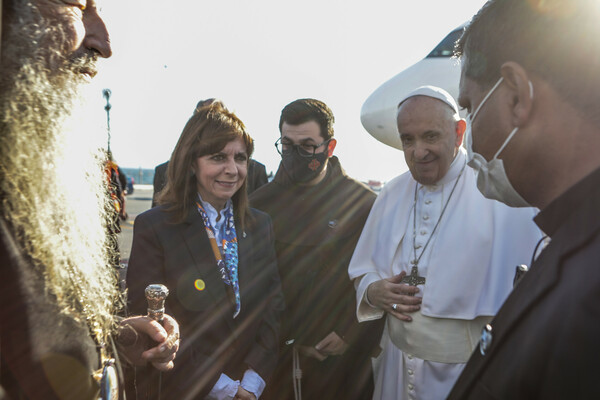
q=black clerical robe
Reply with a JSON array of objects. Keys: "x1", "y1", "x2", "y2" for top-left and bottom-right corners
[{"x1": 250, "y1": 156, "x2": 383, "y2": 400}]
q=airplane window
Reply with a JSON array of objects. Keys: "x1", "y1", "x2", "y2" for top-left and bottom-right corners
[{"x1": 426, "y1": 28, "x2": 463, "y2": 58}]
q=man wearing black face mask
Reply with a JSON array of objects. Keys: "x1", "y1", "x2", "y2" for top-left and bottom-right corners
[{"x1": 250, "y1": 98, "x2": 383, "y2": 400}]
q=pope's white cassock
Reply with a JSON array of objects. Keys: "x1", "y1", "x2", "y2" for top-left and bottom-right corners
[{"x1": 348, "y1": 148, "x2": 542, "y2": 400}]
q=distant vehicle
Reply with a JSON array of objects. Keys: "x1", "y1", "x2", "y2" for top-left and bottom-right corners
[
  {"x1": 127, "y1": 176, "x2": 135, "y2": 195},
  {"x1": 360, "y1": 23, "x2": 466, "y2": 149}
]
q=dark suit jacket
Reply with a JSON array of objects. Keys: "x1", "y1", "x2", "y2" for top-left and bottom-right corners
[
  {"x1": 151, "y1": 161, "x2": 169, "y2": 208},
  {"x1": 247, "y1": 159, "x2": 268, "y2": 195},
  {"x1": 448, "y1": 167, "x2": 600, "y2": 400},
  {"x1": 126, "y1": 206, "x2": 284, "y2": 399}
]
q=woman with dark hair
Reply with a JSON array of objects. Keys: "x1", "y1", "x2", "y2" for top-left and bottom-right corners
[{"x1": 126, "y1": 101, "x2": 284, "y2": 400}]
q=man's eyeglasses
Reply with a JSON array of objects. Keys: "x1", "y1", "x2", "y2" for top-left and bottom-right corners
[{"x1": 275, "y1": 137, "x2": 331, "y2": 158}]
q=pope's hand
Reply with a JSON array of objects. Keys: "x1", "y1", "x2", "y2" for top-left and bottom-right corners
[{"x1": 366, "y1": 272, "x2": 421, "y2": 322}]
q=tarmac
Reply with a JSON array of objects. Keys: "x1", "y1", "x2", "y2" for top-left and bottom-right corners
[{"x1": 118, "y1": 185, "x2": 153, "y2": 263}]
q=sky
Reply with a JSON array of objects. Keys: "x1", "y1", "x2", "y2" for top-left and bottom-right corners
[{"x1": 87, "y1": 0, "x2": 488, "y2": 183}]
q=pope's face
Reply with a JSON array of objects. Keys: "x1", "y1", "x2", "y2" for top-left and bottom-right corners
[{"x1": 397, "y1": 96, "x2": 463, "y2": 185}]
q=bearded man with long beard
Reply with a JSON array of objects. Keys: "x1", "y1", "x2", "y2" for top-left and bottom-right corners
[{"x1": 0, "y1": 1, "x2": 179, "y2": 399}]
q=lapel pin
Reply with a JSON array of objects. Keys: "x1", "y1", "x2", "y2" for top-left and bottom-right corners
[
  {"x1": 513, "y1": 264, "x2": 528, "y2": 288},
  {"x1": 243, "y1": 231, "x2": 247, "y2": 238},
  {"x1": 479, "y1": 323, "x2": 493, "y2": 356},
  {"x1": 194, "y1": 279, "x2": 206, "y2": 291},
  {"x1": 328, "y1": 220, "x2": 337, "y2": 229}
]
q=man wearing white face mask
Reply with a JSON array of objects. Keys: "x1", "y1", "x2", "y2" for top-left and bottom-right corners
[
  {"x1": 348, "y1": 86, "x2": 542, "y2": 400},
  {"x1": 450, "y1": 0, "x2": 600, "y2": 399},
  {"x1": 464, "y1": 78, "x2": 534, "y2": 208}
]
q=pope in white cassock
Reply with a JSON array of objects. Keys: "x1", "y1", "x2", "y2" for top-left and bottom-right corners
[{"x1": 348, "y1": 86, "x2": 543, "y2": 400}]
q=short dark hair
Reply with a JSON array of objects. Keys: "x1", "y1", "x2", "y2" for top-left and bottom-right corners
[
  {"x1": 456, "y1": 0, "x2": 600, "y2": 125},
  {"x1": 279, "y1": 98, "x2": 335, "y2": 140}
]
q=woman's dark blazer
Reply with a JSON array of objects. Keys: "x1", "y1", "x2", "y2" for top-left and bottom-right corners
[{"x1": 125, "y1": 205, "x2": 284, "y2": 399}]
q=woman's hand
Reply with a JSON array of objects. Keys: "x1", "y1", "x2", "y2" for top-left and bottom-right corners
[{"x1": 234, "y1": 386, "x2": 256, "y2": 400}]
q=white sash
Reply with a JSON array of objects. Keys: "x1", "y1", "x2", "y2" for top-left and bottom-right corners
[{"x1": 387, "y1": 312, "x2": 492, "y2": 363}]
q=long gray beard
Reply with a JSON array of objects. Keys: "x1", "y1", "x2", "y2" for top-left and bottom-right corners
[{"x1": 0, "y1": 1, "x2": 120, "y2": 342}]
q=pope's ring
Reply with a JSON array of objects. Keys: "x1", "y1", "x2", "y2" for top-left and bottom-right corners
[{"x1": 392, "y1": 303, "x2": 398, "y2": 311}]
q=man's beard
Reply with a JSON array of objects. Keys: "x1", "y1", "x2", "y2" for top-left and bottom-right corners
[{"x1": 0, "y1": 2, "x2": 120, "y2": 342}]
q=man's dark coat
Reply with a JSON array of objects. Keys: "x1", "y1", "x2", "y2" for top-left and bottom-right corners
[
  {"x1": 250, "y1": 156, "x2": 383, "y2": 400},
  {"x1": 448, "y1": 167, "x2": 600, "y2": 399}
]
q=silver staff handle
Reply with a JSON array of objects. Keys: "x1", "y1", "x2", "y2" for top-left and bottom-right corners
[
  {"x1": 145, "y1": 284, "x2": 169, "y2": 322},
  {"x1": 144, "y1": 284, "x2": 169, "y2": 400}
]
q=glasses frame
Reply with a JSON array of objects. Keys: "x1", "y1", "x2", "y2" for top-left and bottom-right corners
[{"x1": 274, "y1": 137, "x2": 331, "y2": 158}]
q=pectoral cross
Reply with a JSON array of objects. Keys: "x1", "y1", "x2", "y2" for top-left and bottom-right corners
[{"x1": 402, "y1": 265, "x2": 426, "y2": 287}]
